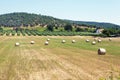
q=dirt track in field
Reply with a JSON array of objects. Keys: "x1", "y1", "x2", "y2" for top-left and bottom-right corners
[{"x1": 0, "y1": 36, "x2": 120, "y2": 80}]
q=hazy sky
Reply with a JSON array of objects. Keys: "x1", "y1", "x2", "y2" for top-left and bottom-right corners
[{"x1": 0, "y1": 0, "x2": 120, "y2": 25}]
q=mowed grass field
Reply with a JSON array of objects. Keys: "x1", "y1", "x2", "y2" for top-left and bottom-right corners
[{"x1": 0, "y1": 36, "x2": 120, "y2": 80}]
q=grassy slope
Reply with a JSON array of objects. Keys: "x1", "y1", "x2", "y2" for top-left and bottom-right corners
[{"x1": 0, "y1": 36, "x2": 120, "y2": 80}]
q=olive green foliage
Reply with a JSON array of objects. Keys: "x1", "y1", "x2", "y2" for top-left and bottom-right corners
[
  {"x1": 102, "y1": 28, "x2": 120, "y2": 37},
  {"x1": 68, "y1": 20, "x2": 120, "y2": 28},
  {"x1": 46, "y1": 25, "x2": 54, "y2": 31},
  {"x1": 1, "y1": 12, "x2": 120, "y2": 29},
  {"x1": 0, "y1": 27, "x2": 101, "y2": 36},
  {"x1": 0, "y1": 12, "x2": 68, "y2": 27},
  {"x1": 64, "y1": 24, "x2": 73, "y2": 31},
  {"x1": 0, "y1": 27, "x2": 3, "y2": 31}
]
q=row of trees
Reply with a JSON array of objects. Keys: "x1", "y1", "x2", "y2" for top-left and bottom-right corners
[
  {"x1": 0, "y1": 24, "x2": 96, "y2": 33},
  {"x1": 46, "y1": 24, "x2": 96, "y2": 32},
  {"x1": 46, "y1": 25, "x2": 120, "y2": 37},
  {"x1": 1, "y1": 26, "x2": 120, "y2": 37},
  {"x1": 102, "y1": 28, "x2": 120, "y2": 37},
  {"x1": 46, "y1": 24, "x2": 73, "y2": 31}
]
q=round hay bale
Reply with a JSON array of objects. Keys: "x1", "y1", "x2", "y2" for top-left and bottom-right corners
[
  {"x1": 47, "y1": 38, "x2": 50, "y2": 41},
  {"x1": 109, "y1": 38, "x2": 112, "y2": 41},
  {"x1": 86, "y1": 39, "x2": 90, "y2": 42},
  {"x1": 15, "y1": 42, "x2": 20, "y2": 46},
  {"x1": 98, "y1": 48, "x2": 106, "y2": 55},
  {"x1": 98, "y1": 39, "x2": 102, "y2": 43},
  {"x1": 62, "y1": 40, "x2": 66, "y2": 43},
  {"x1": 72, "y1": 40, "x2": 76, "y2": 43},
  {"x1": 92, "y1": 41, "x2": 96, "y2": 45},
  {"x1": 31, "y1": 41, "x2": 35, "y2": 44},
  {"x1": 45, "y1": 41, "x2": 49, "y2": 45}
]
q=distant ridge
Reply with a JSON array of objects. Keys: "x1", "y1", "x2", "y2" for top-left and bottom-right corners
[
  {"x1": 0, "y1": 12, "x2": 120, "y2": 28},
  {"x1": 65, "y1": 20, "x2": 120, "y2": 28}
]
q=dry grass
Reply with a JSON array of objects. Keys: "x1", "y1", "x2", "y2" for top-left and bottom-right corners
[{"x1": 0, "y1": 36, "x2": 120, "y2": 80}]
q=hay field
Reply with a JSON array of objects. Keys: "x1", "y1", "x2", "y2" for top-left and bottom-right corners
[{"x1": 0, "y1": 36, "x2": 120, "y2": 80}]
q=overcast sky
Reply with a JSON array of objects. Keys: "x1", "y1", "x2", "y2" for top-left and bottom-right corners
[{"x1": 0, "y1": 0, "x2": 120, "y2": 25}]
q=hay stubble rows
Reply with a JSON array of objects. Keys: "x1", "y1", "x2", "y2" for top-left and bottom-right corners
[{"x1": 0, "y1": 36, "x2": 120, "y2": 80}]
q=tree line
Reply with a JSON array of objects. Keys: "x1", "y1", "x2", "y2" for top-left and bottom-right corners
[{"x1": 102, "y1": 28, "x2": 120, "y2": 37}]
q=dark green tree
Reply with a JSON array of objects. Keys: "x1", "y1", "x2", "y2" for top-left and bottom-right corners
[
  {"x1": 102, "y1": 29, "x2": 110, "y2": 36},
  {"x1": 0, "y1": 27, "x2": 3, "y2": 32},
  {"x1": 64, "y1": 24, "x2": 73, "y2": 31},
  {"x1": 75, "y1": 27, "x2": 81, "y2": 32},
  {"x1": 75, "y1": 27, "x2": 85, "y2": 32},
  {"x1": 47, "y1": 25, "x2": 54, "y2": 31},
  {"x1": 55, "y1": 26, "x2": 58, "y2": 29}
]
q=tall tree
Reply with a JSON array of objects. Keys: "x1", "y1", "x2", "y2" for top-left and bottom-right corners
[
  {"x1": 46, "y1": 25, "x2": 54, "y2": 31},
  {"x1": 64, "y1": 24, "x2": 73, "y2": 31}
]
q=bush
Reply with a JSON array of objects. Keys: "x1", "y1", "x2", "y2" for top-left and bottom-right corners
[
  {"x1": 46, "y1": 25, "x2": 54, "y2": 31},
  {"x1": 17, "y1": 31, "x2": 20, "y2": 36},
  {"x1": 64, "y1": 24, "x2": 73, "y2": 31},
  {"x1": 6, "y1": 30, "x2": 11, "y2": 36},
  {"x1": 0, "y1": 27, "x2": 3, "y2": 32}
]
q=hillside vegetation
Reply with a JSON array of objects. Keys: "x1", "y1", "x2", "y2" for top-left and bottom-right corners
[
  {"x1": 67, "y1": 20, "x2": 120, "y2": 28},
  {"x1": 0, "y1": 12, "x2": 120, "y2": 28},
  {"x1": 0, "y1": 12, "x2": 68, "y2": 27}
]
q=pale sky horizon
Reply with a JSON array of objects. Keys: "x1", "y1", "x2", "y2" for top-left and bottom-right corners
[{"x1": 0, "y1": 0, "x2": 120, "y2": 25}]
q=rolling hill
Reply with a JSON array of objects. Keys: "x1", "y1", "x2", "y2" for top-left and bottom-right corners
[
  {"x1": 0, "y1": 12, "x2": 120, "y2": 28},
  {"x1": 0, "y1": 12, "x2": 68, "y2": 27},
  {"x1": 67, "y1": 20, "x2": 120, "y2": 28}
]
